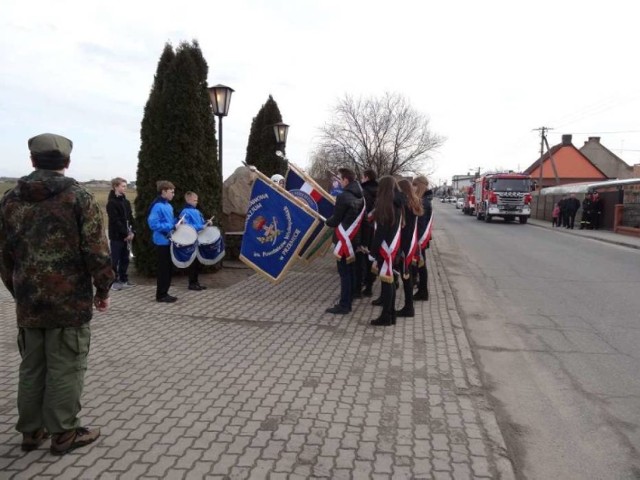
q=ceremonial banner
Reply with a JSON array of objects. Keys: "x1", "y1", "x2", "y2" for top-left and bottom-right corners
[
  {"x1": 284, "y1": 164, "x2": 336, "y2": 260},
  {"x1": 240, "y1": 174, "x2": 319, "y2": 283}
]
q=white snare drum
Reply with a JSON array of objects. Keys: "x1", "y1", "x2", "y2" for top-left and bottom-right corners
[
  {"x1": 196, "y1": 226, "x2": 225, "y2": 265},
  {"x1": 170, "y1": 224, "x2": 198, "y2": 268}
]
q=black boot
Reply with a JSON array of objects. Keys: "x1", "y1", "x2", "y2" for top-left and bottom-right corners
[
  {"x1": 371, "y1": 312, "x2": 393, "y2": 326},
  {"x1": 371, "y1": 296, "x2": 383, "y2": 306},
  {"x1": 395, "y1": 306, "x2": 414, "y2": 317},
  {"x1": 413, "y1": 289, "x2": 429, "y2": 301},
  {"x1": 371, "y1": 283, "x2": 394, "y2": 326},
  {"x1": 396, "y1": 275, "x2": 414, "y2": 317}
]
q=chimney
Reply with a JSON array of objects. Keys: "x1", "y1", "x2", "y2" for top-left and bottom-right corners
[
  {"x1": 561, "y1": 134, "x2": 573, "y2": 146},
  {"x1": 587, "y1": 136, "x2": 600, "y2": 143}
]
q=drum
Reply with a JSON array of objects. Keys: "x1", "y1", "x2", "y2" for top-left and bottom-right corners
[
  {"x1": 170, "y1": 224, "x2": 198, "y2": 268},
  {"x1": 196, "y1": 226, "x2": 225, "y2": 265}
]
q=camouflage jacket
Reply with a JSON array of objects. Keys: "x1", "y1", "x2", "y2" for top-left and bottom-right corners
[{"x1": 0, "y1": 170, "x2": 114, "y2": 328}]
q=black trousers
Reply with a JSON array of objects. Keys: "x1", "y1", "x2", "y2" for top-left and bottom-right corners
[
  {"x1": 414, "y1": 248, "x2": 428, "y2": 294},
  {"x1": 156, "y1": 245, "x2": 172, "y2": 299},
  {"x1": 110, "y1": 240, "x2": 130, "y2": 283},
  {"x1": 336, "y1": 258, "x2": 354, "y2": 310},
  {"x1": 188, "y1": 261, "x2": 200, "y2": 285}
]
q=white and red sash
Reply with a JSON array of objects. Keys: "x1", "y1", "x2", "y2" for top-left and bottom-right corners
[
  {"x1": 416, "y1": 212, "x2": 434, "y2": 267},
  {"x1": 403, "y1": 216, "x2": 419, "y2": 278},
  {"x1": 377, "y1": 221, "x2": 402, "y2": 283},
  {"x1": 333, "y1": 204, "x2": 366, "y2": 263}
]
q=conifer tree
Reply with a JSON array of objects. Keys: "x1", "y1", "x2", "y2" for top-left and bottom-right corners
[
  {"x1": 134, "y1": 41, "x2": 220, "y2": 276},
  {"x1": 244, "y1": 95, "x2": 287, "y2": 177}
]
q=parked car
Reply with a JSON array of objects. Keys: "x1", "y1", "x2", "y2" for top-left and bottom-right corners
[{"x1": 456, "y1": 198, "x2": 464, "y2": 209}]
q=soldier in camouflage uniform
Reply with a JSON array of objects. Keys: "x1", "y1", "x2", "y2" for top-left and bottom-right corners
[{"x1": 0, "y1": 133, "x2": 115, "y2": 455}]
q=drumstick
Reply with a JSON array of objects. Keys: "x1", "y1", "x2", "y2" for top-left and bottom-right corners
[{"x1": 176, "y1": 216, "x2": 185, "y2": 226}]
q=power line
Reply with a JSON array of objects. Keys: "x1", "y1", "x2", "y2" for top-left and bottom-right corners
[{"x1": 555, "y1": 130, "x2": 640, "y2": 135}]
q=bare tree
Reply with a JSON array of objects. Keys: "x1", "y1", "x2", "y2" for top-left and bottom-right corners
[{"x1": 314, "y1": 92, "x2": 445, "y2": 177}]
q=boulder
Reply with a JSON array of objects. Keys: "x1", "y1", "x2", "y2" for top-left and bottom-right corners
[{"x1": 221, "y1": 166, "x2": 258, "y2": 232}]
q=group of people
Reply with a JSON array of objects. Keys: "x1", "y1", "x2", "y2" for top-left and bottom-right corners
[
  {"x1": 0, "y1": 133, "x2": 435, "y2": 459},
  {"x1": 551, "y1": 192, "x2": 604, "y2": 230},
  {"x1": 551, "y1": 193, "x2": 581, "y2": 229},
  {"x1": 324, "y1": 168, "x2": 434, "y2": 327},
  {"x1": 106, "y1": 178, "x2": 211, "y2": 302}
]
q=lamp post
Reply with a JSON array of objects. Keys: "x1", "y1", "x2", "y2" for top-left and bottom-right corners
[
  {"x1": 208, "y1": 84, "x2": 234, "y2": 185},
  {"x1": 273, "y1": 122, "x2": 289, "y2": 155}
]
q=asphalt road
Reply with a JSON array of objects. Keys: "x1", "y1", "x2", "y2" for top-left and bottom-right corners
[{"x1": 434, "y1": 200, "x2": 640, "y2": 480}]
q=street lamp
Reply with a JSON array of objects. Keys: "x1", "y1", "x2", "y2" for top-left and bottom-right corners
[
  {"x1": 207, "y1": 84, "x2": 234, "y2": 185},
  {"x1": 273, "y1": 122, "x2": 289, "y2": 154}
]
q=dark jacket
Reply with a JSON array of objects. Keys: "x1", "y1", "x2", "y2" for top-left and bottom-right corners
[
  {"x1": 360, "y1": 179, "x2": 378, "y2": 249},
  {"x1": 325, "y1": 180, "x2": 365, "y2": 251},
  {"x1": 0, "y1": 170, "x2": 114, "y2": 328},
  {"x1": 416, "y1": 189, "x2": 434, "y2": 248},
  {"x1": 106, "y1": 190, "x2": 134, "y2": 241},
  {"x1": 566, "y1": 197, "x2": 580, "y2": 214}
]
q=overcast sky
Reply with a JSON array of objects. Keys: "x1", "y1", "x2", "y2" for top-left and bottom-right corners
[{"x1": 2, "y1": 0, "x2": 639, "y2": 186}]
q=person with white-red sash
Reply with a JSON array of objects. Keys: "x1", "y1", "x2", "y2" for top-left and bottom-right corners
[
  {"x1": 369, "y1": 176, "x2": 404, "y2": 326},
  {"x1": 324, "y1": 167, "x2": 365, "y2": 315},
  {"x1": 395, "y1": 179, "x2": 424, "y2": 318},
  {"x1": 412, "y1": 175, "x2": 434, "y2": 301}
]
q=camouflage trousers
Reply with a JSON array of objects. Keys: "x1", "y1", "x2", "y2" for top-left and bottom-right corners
[{"x1": 16, "y1": 326, "x2": 91, "y2": 434}]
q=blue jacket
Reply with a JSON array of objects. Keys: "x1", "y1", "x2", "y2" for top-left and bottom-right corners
[
  {"x1": 147, "y1": 198, "x2": 176, "y2": 246},
  {"x1": 179, "y1": 204, "x2": 206, "y2": 231}
]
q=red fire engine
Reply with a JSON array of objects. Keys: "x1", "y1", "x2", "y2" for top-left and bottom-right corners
[
  {"x1": 474, "y1": 172, "x2": 533, "y2": 223},
  {"x1": 462, "y1": 186, "x2": 475, "y2": 215}
]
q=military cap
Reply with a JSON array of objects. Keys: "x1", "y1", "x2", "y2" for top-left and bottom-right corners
[
  {"x1": 28, "y1": 133, "x2": 73, "y2": 170},
  {"x1": 28, "y1": 133, "x2": 73, "y2": 158}
]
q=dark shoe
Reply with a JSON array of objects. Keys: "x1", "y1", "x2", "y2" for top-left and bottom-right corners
[
  {"x1": 413, "y1": 290, "x2": 429, "y2": 301},
  {"x1": 371, "y1": 296, "x2": 383, "y2": 306},
  {"x1": 325, "y1": 305, "x2": 350, "y2": 315},
  {"x1": 371, "y1": 314, "x2": 393, "y2": 326},
  {"x1": 188, "y1": 283, "x2": 205, "y2": 291},
  {"x1": 21, "y1": 429, "x2": 49, "y2": 451},
  {"x1": 362, "y1": 288, "x2": 373, "y2": 297},
  {"x1": 156, "y1": 295, "x2": 177, "y2": 303},
  {"x1": 395, "y1": 306, "x2": 415, "y2": 317},
  {"x1": 50, "y1": 427, "x2": 100, "y2": 456}
]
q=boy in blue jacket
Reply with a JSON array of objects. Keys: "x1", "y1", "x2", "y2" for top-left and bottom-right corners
[
  {"x1": 147, "y1": 181, "x2": 178, "y2": 303},
  {"x1": 179, "y1": 191, "x2": 210, "y2": 291}
]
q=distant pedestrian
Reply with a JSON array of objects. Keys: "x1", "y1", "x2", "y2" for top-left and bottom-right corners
[
  {"x1": 179, "y1": 191, "x2": 211, "y2": 291},
  {"x1": 558, "y1": 196, "x2": 568, "y2": 227},
  {"x1": 552, "y1": 202, "x2": 560, "y2": 227},
  {"x1": 0, "y1": 133, "x2": 114, "y2": 455},
  {"x1": 106, "y1": 177, "x2": 135, "y2": 290},
  {"x1": 580, "y1": 193, "x2": 594, "y2": 230},
  {"x1": 565, "y1": 193, "x2": 581, "y2": 229},
  {"x1": 148, "y1": 180, "x2": 179, "y2": 303},
  {"x1": 592, "y1": 192, "x2": 603, "y2": 230}
]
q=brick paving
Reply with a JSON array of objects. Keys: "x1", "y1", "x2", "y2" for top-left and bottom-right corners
[{"x1": 0, "y1": 242, "x2": 514, "y2": 479}]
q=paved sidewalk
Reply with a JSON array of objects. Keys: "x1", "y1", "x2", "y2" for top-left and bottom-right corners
[
  {"x1": 528, "y1": 218, "x2": 640, "y2": 250},
  {"x1": 0, "y1": 244, "x2": 514, "y2": 479}
]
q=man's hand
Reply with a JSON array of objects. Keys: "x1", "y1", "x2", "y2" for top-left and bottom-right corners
[
  {"x1": 94, "y1": 296, "x2": 110, "y2": 312},
  {"x1": 125, "y1": 233, "x2": 135, "y2": 241}
]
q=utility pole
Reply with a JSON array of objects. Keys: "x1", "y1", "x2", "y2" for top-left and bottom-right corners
[{"x1": 533, "y1": 126, "x2": 552, "y2": 191}]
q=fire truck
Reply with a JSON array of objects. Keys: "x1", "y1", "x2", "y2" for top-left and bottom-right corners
[
  {"x1": 474, "y1": 172, "x2": 533, "y2": 223},
  {"x1": 462, "y1": 185, "x2": 475, "y2": 215}
]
